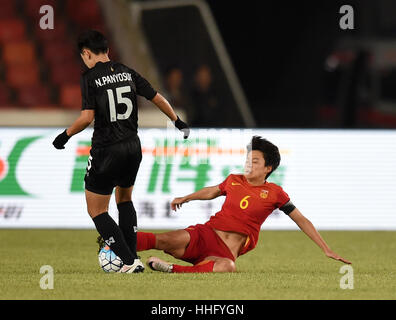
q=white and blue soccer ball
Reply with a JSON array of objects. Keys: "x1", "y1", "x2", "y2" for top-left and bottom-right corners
[{"x1": 98, "y1": 246, "x2": 124, "y2": 273}]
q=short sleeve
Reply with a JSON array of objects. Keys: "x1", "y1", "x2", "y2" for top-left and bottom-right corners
[
  {"x1": 218, "y1": 175, "x2": 230, "y2": 196},
  {"x1": 276, "y1": 187, "x2": 290, "y2": 209},
  {"x1": 131, "y1": 69, "x2": 157, "y2": 100},
  {"x1": 276, "y1": 187, "x2": 296, "y2": 215},
  {"x1": 80, "y1": 75, "x2": 96, "y2": 110}
]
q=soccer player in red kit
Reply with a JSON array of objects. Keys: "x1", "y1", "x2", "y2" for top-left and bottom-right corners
[{"x1": 137, "y1": 136, "x2": 351, "y2": 273}]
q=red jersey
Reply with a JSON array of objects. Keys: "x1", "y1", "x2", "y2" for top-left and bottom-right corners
[{"x1": 205, "y1": 174, "x2": 290, "y2": 256}]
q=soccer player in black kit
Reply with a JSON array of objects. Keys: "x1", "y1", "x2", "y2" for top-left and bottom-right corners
[{"x1": 53, "y1": 30, "x2": 190, "y2": 273}]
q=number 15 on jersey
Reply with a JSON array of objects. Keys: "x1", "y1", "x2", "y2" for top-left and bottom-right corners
[{"x1": 106, "y1": 85, "x2": 133, "y2": 122}]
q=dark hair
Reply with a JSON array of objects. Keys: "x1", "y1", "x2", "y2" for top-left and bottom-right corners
[
  {"x1": 77, "y1": 30, "x2": 108, "y2": 54},
  {"x1": 247, "y1": 136, "x2": 280, "y2": 178}
]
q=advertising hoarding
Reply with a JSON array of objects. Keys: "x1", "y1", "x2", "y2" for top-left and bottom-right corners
[{"x1": 0, "y1": 128, "x2": 395, "y2": 230}]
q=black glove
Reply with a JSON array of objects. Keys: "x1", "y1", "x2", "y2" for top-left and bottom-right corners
[
  {"x1": 173, "y1": 116, "x2": 190, "y2": 139},
  {"x1": 52, "y1": 130, "x2": 70, "y2": 149}
]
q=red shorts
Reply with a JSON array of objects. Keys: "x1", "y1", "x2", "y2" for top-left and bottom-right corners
[{"x1": 180, "y1": 224, "x2": 235, "y2": 265}]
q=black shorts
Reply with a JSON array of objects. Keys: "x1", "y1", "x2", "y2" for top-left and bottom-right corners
[{"x1": 84, "y1": 135, "x2": 142, "y2": 195}]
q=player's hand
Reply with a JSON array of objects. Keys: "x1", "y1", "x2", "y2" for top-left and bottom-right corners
[
  {"x1": 325, "y1": 250, "x2": 351, "y2": 264},
  {"x1": 171, "y1": 197, "x2": 189, "y2": 211},
  {"x1": 173, "y1": 116, "x2": 190, "y2": 139},
  {"x1": 52, "y1": 129, "x2": 70, "y2": 149}
]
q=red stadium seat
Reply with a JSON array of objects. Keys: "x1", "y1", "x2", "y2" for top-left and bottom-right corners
[
  {"x1": 358, "y1": 109, "x2": 396, "y2": 128},
  {"x1": 67, "y1": 0, "x2": 102, "y2": 28},
  {"x1": 60, "y1": 84, "x2": 81, "y2": 110},
  {"x1": 0, "y1": 83, "x2": 12, "y2": 106},
  {"x1": 0, "y1": 0, "x2": 116, "y2": 109},
  {"x1": 34, "y1": 18, "x2": 68, "y2": 43},
  {"x1": 42, "y1": 40, "x2": 78, "y2": 65},
  {"x1": 0, "y1": 19, "x2": 26, "y2": 43},
  {"x1": 16, "y1": 85, "x2": 52, "y2": 107},
  {"x1": 25, "y1": 0, "x2": 57, "y2": 19},
  {"x1": 6, "y1": 64, "x2": 40, "y2": 88},
  {"x1": 3, "y1": 41, "x2": 36, "y2": 66},
  {"x1": 0, "y1": 1, "x2": 16, "y2": 19},
  {"x1": 50, "y1": 62, "x2": 82, "y2": 86}
]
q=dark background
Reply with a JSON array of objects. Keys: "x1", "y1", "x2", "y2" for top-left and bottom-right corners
[
  {"x1": 2, "y1": 0, "x2": 395, "y2": 129},
  {"x1": 205, "y1": 1, "x2": 351, "y2": 128},
  {"x1": 205, "y1": 0, "x2": 396, "y2": 129},
  {"x1": 139, "y1": 0, "x2": 396, "y2": 129}
]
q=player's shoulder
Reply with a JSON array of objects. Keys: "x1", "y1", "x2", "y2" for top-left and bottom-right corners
[
  {"x1": 81, "y1": 61, "x2": 131, "y2": 83},
  {"x1": 111, "y1": 61, "x2": 129, "y2": 71},
  {"x1": 265, "y1": 181, "x2": 284, "y2": 191},
  {"x1": 80, "y1": 67, "x2": 94, "y2": 89},
  {"x1": 225, "y1": 174, "x2": 244, "y2": 184},
  {"x1": 111, "y1": 61, "x2": 138, "y2": 74},
  {"x1": 225, "y1": 173, "x2": 240, "y2": 180},
  {"x1": 81, "y1": 61, "x2": 106, "y2": 80},
  {"x1": 81, "y1": 67, "x2": 92, "y2": 78},
  {"x1": 218, "y1": 174, "x2": 239, "y2": 185},
  {"x1": 265, "y1": 182, "x2": 289, "y2": 199}
]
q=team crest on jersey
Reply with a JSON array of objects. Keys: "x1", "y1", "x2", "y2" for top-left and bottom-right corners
[{"x1": 260, "y1": 189, "x2": 269, "y2": 199}]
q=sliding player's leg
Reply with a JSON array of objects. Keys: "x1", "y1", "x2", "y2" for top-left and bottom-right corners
[
  {"x1": 148, "y1": 256, "x2": 236, "y2": 273},
  {"x1": 86, "y1": 189, "x2": 143, "y2": 273},
  {"x1": 137, "y1": 229, "x2": 191, "y2": 259},
  {"x1": 145, "y1": 224, "x2": 237, "y2": 273}
]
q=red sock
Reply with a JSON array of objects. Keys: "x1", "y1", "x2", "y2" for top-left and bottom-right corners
[
  {"x1": 172, "y1": 260, "x2": 215, "y2": 273},
  {"x1": 136, "y1": 232, "x2": 156, "y2": 251}
]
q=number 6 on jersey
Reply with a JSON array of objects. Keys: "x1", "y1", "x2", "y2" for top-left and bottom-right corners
[
  {"x1": 107, "y1": 85, "x2": 133, "y2": 122},
  {"x1": 240, "y1": 196, "x2": 250, "y2": 210}
]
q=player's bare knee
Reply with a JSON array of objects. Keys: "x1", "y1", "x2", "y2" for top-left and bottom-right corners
[
  {"x1": 116, "y1": 193, "x2": 132, "y2": 203},
  {"x1": 115, "y1": 186, "x2": 133, "y2": 204},
  {"x1": 213, "y1": 259, "x2": 236, "y2": 273}
]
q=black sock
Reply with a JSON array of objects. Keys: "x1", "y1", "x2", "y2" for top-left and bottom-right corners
[
  {"x1": 92, "y1": 212, "x2": 135, "y2": 265},
  {"x1": 117, "y1": 201, "x2": 138, "y2": 259}
]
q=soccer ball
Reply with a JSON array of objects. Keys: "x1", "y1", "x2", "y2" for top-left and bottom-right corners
[{"x1": 98, "y1": 245, "x2": 124, "y2": 273}]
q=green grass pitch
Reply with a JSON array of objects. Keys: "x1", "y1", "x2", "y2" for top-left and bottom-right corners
[{"x1": 0, "y1": 229, "x2": 395, "y2": 300}]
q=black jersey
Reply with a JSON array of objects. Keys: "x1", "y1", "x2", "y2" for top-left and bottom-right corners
[{"x1": 80, "y1": 61, "x2": 157, "y2": 148}]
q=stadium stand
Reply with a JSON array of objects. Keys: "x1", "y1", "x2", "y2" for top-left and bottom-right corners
[
  {"x1": 0, "y1": 0, "x2": 184, "y2": 127},
  {"x1": 0, "y1": 0, "x2": 115, "y2": 110},
  {"x1": 59, "y1": 84, "x2": 81, "y2": 110},
  {"x1": 6, "y1": 64, "x2": 40, "y2": 88},
  {"x1": 0, "y1": 83, "x2": 11, "y2": 105},
  {"x1": 17, "y1": 84, "x2": 52, "y2": 108}
]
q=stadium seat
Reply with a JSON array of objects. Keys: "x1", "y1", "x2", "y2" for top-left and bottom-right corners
[
  {"x1": 0, "y1": 19, "x2": 26, "y2": 43},
  {"x1": 34, "y1": 18, "x2": 68, "y2": 43},
  {"x1": 358, "y1": 109, "x2": 396, "y2": 128},
  {"x1": 0, "y1": 83, "x2": 12, "y2": 106},
  {"x1": 16, "y1": 85, "x2": 52, "y2": 107},
  {"x1": 3, "y1": 41, "x2": 36, "y2": 66},
  {"x1": 50, "y1": 62, "x2": 82, "y2": 86},
  {"x1": 42, "y1": 40, "x2": 78, "y2": 65},
  {"x1": 0, "y1": 0, "x2": 115, "y2": 109},
  {"x1": 0, "y1": 1, "x2": 16, "y2": 19},
  {"x1": 67, "y1": 0, "x2": 102, "y2": 28},
  {"x1": 6, "y1": 64, "x2": 40, "y2": 88},
  {"x1": 60, "y1": 84, "x2": 81, "y2": 110},
  {"x1": 25, "y1": 0, "x2": 57, "y2": 19}
]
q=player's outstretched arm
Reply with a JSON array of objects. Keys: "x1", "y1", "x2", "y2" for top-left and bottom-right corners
[
  {"x1": 171, "y1": 185, "x2": 222, "y2": 211},
  {"x1": 52, "y1": 110, "x2": 94, "y2": 149},
  {"x1": 288, "y1": 208, "x2": 351, "y2": 264},
  {"x1": 151, "y1": 93, "x2": 190, "y2": 139}
]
